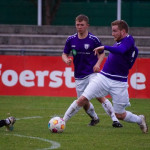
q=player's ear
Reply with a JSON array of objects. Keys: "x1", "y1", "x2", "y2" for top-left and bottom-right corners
[
  {"x1": 121, "y1": 29, "x2": 126, "y2": 35},
  {"x1": 87, "y1": 23, "x2": 90, "y2": 27}
]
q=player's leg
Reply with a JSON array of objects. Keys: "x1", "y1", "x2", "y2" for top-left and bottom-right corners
[
  {"x1": 0, "y1": 120, "x2": 6, "y2": 127},
  {"x1": 75, "y1": 77, "x2": 99, "y2": 126},
  {"x1": 84, "y1": 101, "x2": 99, "y2": 126},
  {"x1": 63, "y1": 97, "x2": 87, "y2": 122},
  {"x1": 97, "y1": 97, "x2": 123, "y2": 127},
  {"x1": 92, "y1": 74, "x2": 122, "y2": 127},
  {"x1": 5, "y1": 116, "x2": 16, "y2": 131},
  {"x1": 112, "y1": 82, "x2": 148, "y2": 133},
  {"x1": 63, "y1": 74, "x2": 102, "y2": 123},
  {"x1": 0, "y1": 117, "x2": 16, "y2": 131},
  {"x1": 123, "y1": 112, "x2": 148, "y2": 133},
  {"x1": 114, "y1": 104, "x2": 148, "y2": 133},
  {"x1": 63, "y1": 74, "x2": 109, "y2": 124}
]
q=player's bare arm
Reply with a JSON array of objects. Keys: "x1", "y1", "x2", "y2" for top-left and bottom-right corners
[
  {"x1": 93, "y1": 51, "x2": 105, "y2": 72},
  {"x1": 62, "y1": 53, "x2": 72, "y2": 66}
]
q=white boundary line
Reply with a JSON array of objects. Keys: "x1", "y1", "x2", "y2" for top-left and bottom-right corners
[
  {"x1": 16, "y1": 116, "x2": 43, "y2": 120},
  {"x1": 6, "y1": 134, "x2": 60, "y2": 150},
  {"x1": 15, "y1": 114, "x2": 108, "y2": 121}
]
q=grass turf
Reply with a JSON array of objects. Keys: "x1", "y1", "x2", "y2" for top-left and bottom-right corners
[{"x1": 0, "y1": 96, "x2": 149, "y2": 150}]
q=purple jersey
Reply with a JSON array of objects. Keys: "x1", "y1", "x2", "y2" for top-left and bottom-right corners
[
  {"x1": 101, "y1": 35, "x2": 138, "y2": 82},
  {"x1": 64, "y1": 32, "x2": 103, "y2": 79}
]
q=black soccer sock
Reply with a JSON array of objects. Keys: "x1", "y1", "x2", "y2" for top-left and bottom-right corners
[{"x1": 0, "y1": 120, "x2": 7, "y2": 127}]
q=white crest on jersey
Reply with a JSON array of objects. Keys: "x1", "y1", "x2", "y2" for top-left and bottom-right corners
[{"x1": 84, "y1": 44, "x2": 90, "y2": 50}]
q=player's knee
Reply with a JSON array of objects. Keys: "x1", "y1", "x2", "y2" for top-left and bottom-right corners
[
  {"x1": 77, "y1": 96, "x2": 88, "y2": 107},
  {"x1": 96, "y1": 97, "x2": 106, "y2": 103},
  {"x1": 115, "y1": 113, "x2": 126, "y2": 120},
  {"x1": 83, "y1": 101, "x2": 90, "y2": 111}
]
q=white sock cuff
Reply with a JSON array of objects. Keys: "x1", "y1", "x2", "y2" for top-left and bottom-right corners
[
  {"x1": 124, "y1": 111, "x2": 131, "y2": 121},
  {"x1": 104, "y1": 99, "x2": 109, "y2": 103},
  {"x1": 102, "y1": 99, "x2": 111, "y2": 108},
  {"x1": 87, "y1": 102, "x2": 94, "y2": 113},
  {"x1": 124, "y1": 111, "x2": 141, "y2": 124},
  {"x1": 89, "y1": 102, "x2": 94, "y2": 109},
  {"x1": 5, "y1": 118, "x2": 10, "y2": 125}
]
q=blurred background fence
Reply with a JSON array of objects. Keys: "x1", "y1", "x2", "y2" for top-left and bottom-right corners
[
  {"x1": 0, "y1": 0, "x2": 149, "y2": 57},
  {"x1": 0, "y1": 0, "x2": 150, "y2": 27}
]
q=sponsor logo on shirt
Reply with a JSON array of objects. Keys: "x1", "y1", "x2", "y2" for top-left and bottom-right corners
[{"x1": 72, "y1": 49, "x2": 77, "y2": 56}]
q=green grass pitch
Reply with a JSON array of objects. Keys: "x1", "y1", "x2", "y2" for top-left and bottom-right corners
[{"x1": 0, "y1": 96, "x2": 150, "y2": 150}]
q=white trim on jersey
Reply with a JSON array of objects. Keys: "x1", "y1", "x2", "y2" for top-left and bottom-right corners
[{"x1": 101, "y1": 71, "x2": 128, "y2": 79}]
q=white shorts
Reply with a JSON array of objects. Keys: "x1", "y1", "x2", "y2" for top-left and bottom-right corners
[
  {"x1": 75, "y1": 73, "x2": 97, "y2": 98},
  {"x1": 113, "y1": 103, "x2": 131, "y2": 114},
  {"x1": 82, "y1": 73, "x2": 130, "y2": 113}
]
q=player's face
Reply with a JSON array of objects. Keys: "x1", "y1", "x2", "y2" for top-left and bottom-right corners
[
  {"x1": 75, "y1": 20, "x2": 89, "y2": 34},
  {"x1": 112, "y1": 25, "x2": 123, "y2": 41}
]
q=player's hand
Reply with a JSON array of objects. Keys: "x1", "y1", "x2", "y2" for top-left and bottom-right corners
[
  {"x1": 93, "y1": 64, "x2": 100, "y2": 72},
  {"x1": 66, "y1": 58, "x2": 72, "y2": 66},
  {"x1": 93, "y1": 46, "x2": 104, "y2": 55}
]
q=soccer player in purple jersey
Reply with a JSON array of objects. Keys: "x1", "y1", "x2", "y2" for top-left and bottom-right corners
[
  {"x1": 0, "y1": 116, "x2": 16, "y2": 131},
  {"x1": 63, "y1": 19, "x2": 148, "y2": 133},
  {"x1": 62, "y1": 14, "x2": 122, "y2": 127}
]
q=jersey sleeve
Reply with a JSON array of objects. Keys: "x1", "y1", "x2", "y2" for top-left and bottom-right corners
[
  {"x1": 94, "y1": 36, "x2": 104, "y2": 54},
  {"x1": 104, "y1": 36, "x2": 134, "y2": 54},
  {"x1": 63, "y1": 37, "x2": 71, "y2": 54}
]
